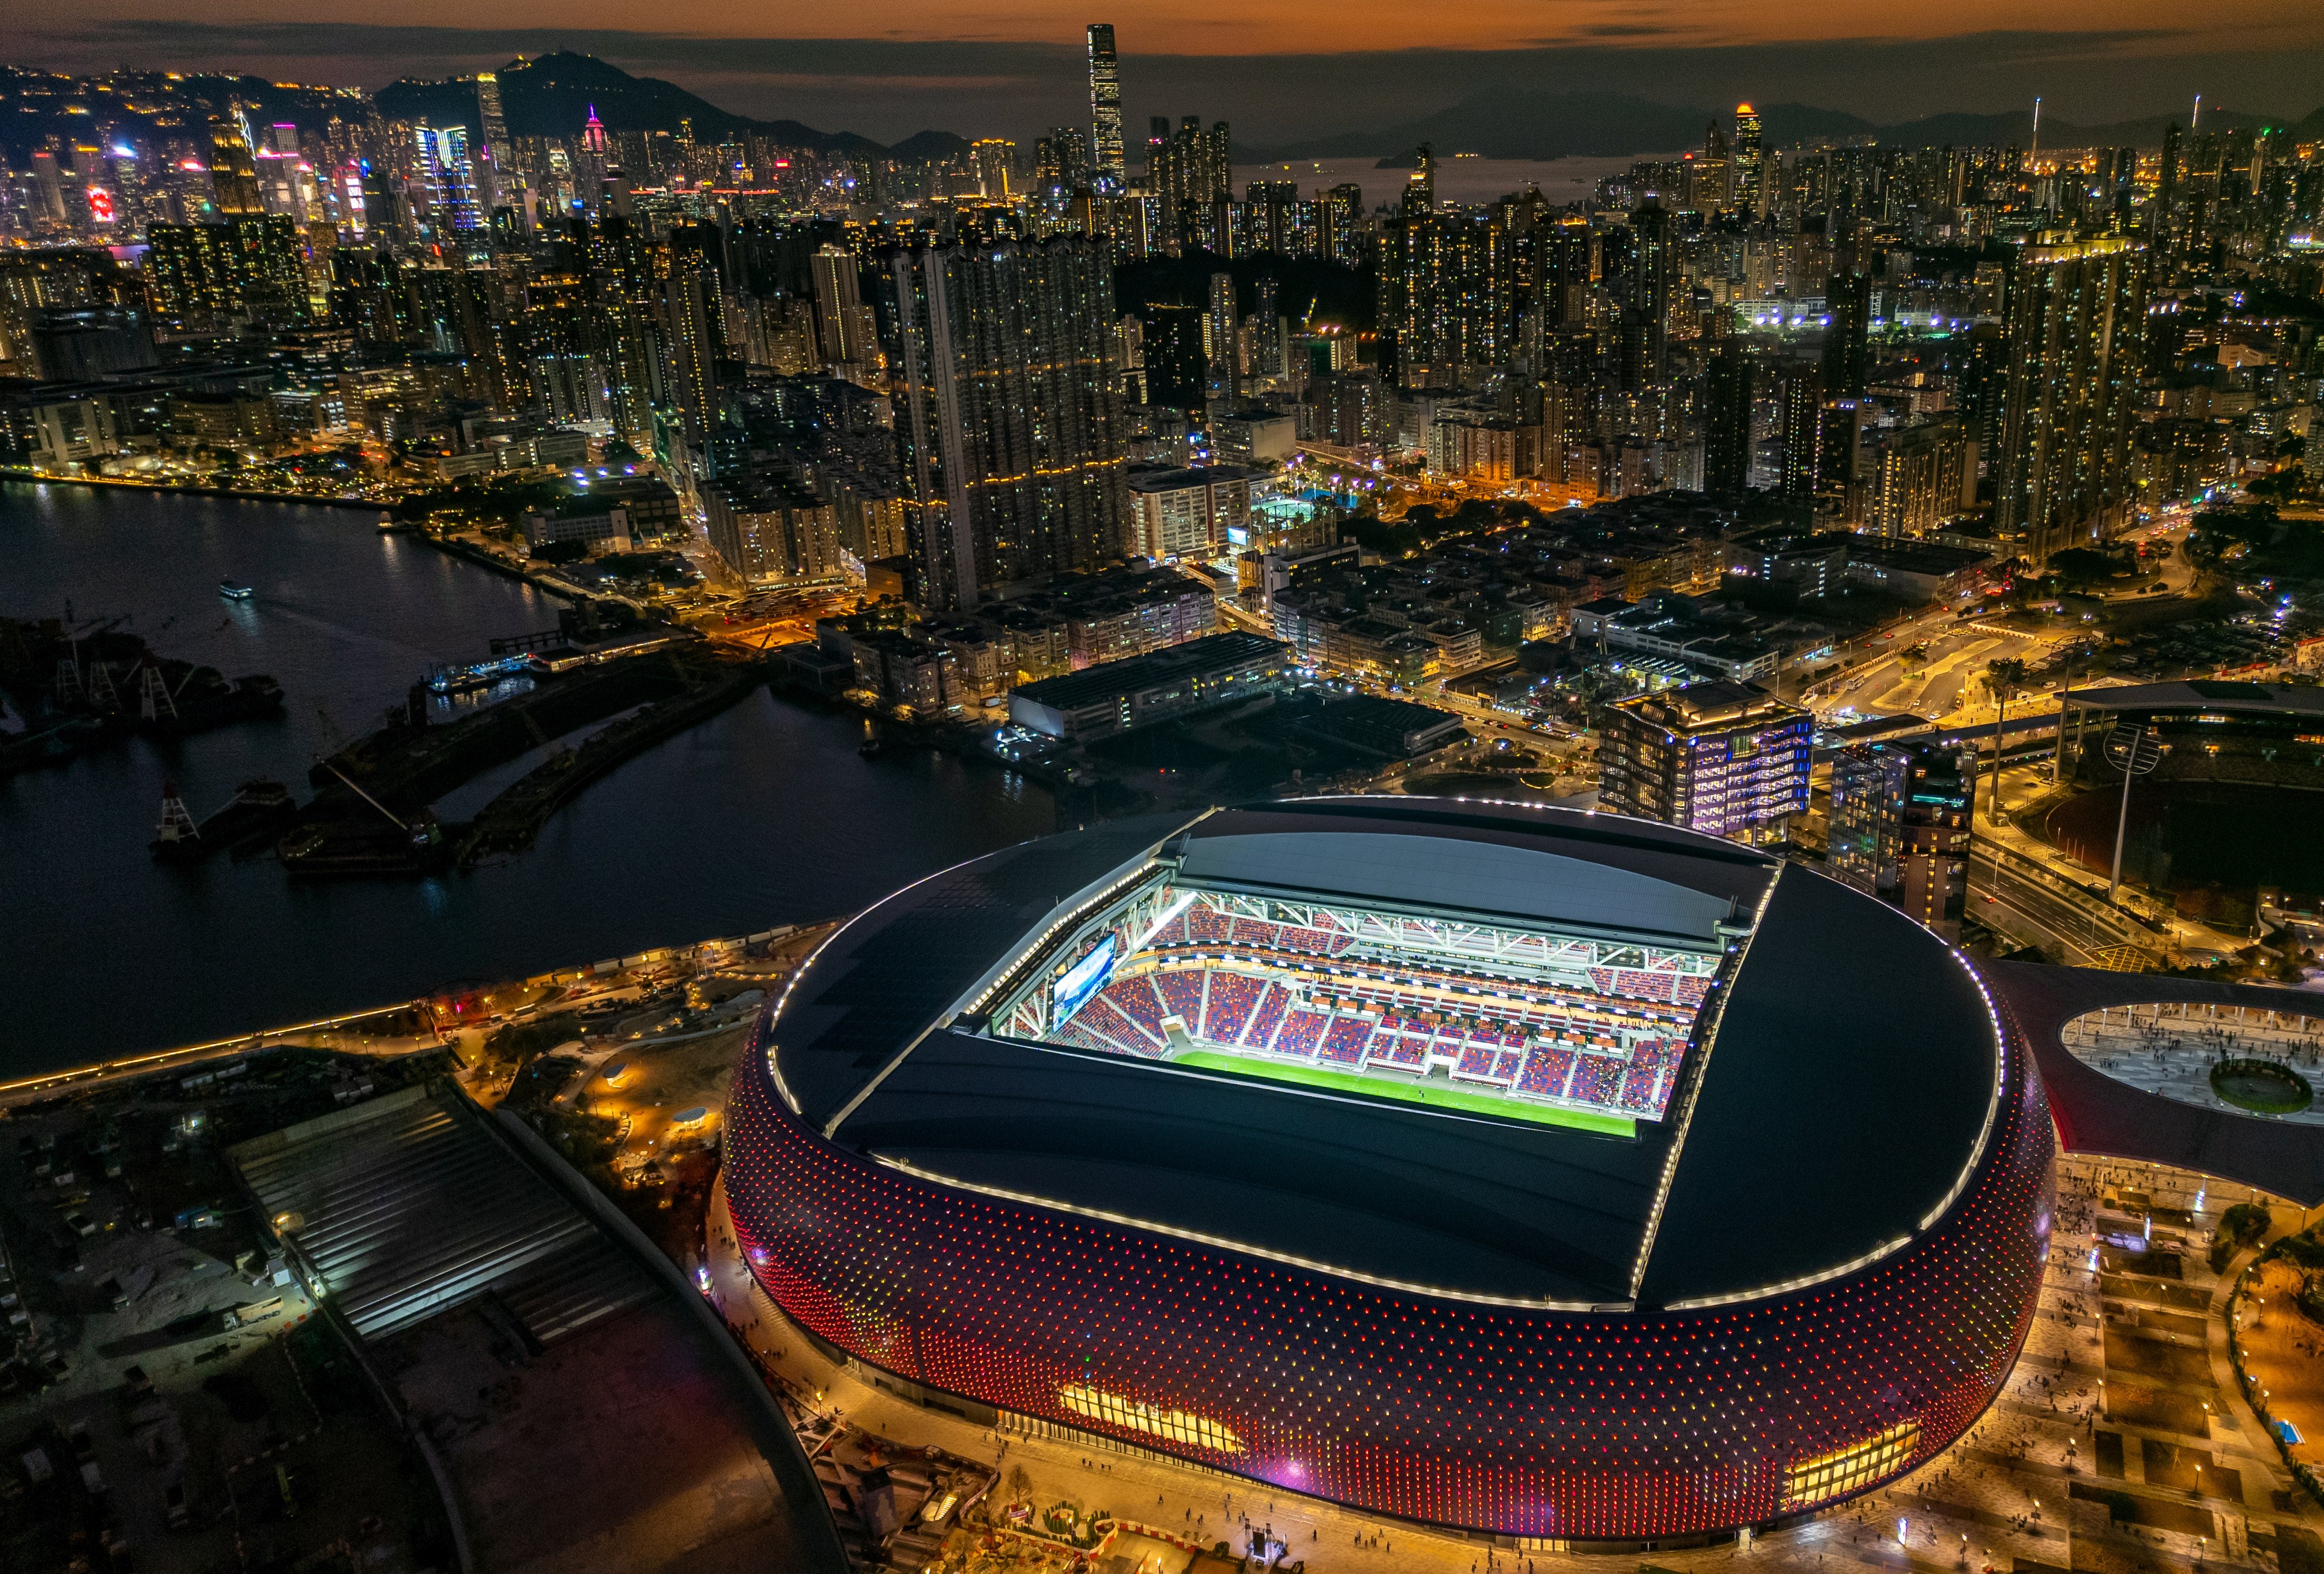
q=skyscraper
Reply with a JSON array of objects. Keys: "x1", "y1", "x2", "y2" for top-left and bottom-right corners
[
  {"x1": 810, "y1": 244, "x2": 877, "y2": 382},
  {"x1": 1087, "y1": 24, "x2": 1125, "y2": 192},
  {"x1": 1704, "y1": 346, "x2": 1754, "y2": 499},
  {"x1": 144, "y1": 216, "x2": 309, "y2": 323},
  {"x1": 656, "y1": 262, "x2": 722, "y2": 462},
  {"x1": 1630, "y1": 198, "x2": 1673, "y2": 382},
  {"x1": 2152, "y1": 123, "x2": 2182, "y2": 250},
  {"x1": 1994, "y1": 235, "x2": 2146, "y2": 562},
  {"x1": 1778, "y1": 364, "x2": 1824, "y2": 503},
  {"x1": 1149, "y1": 118, "x2": 1231, "y2": 251},
  {"x1": 970, "y1": 140, "x2": 1016, "y2": 200},
  {"x1": 1204, "y1": 270, "x2": 1239, "y2": 408},
  {"x1": 883, "y1": 240, "x2": 1129, "y2": 611},
  {"x1": 1821, "y1": 272, "x2": 1870, "y2": 398},
  {"x1": 474, "y1": 73, "x2": 510, "y2": 161},
  {"x1": 1732, "y1": 104, "x2": 1764, "y2": 216},
  {"x1": 207, "y1": 117, "x2": 263, "y2": 216},
  {"x1": 412, "y1": 124, "x2": 481, "y2": 236},
  {"x1": 1317, "y1": 184, "x2": 1363, "y2": 268},
  {"x1": 473, "y1": 72, "x2": 511, "y2": 217}
]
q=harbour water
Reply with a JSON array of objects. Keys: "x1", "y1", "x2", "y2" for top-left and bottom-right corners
[
  {"x1": 0, "y1": 481, "x2": 1057, "y2": 1074},
  {"x1": 1233, "y1": 153, "x2": 1672, "y2": 208}
]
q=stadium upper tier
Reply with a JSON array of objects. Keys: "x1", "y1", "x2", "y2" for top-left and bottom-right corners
[{"x1": 1029, "y1": 891, "x2": 1707, "y2": 1127}]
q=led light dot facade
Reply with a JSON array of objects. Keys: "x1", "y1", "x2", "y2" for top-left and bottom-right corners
[{"x1": 725, "y1": 802, "x2": 2055, "y2": 1541}]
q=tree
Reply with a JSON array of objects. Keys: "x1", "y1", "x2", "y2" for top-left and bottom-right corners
[
  {"x1": 1005, "y1": 1464, "x2": 1033, "y2": 1505},
  {"x1": 2046, "y1": 548, "x2": 2121, "y2": 590},
  {"x1": 1981, "y1": 658, "x2": 2028, "y2": 710},
  {"x1": 2210, "y1": 1200, "x2": 2273, "y2": 1271}
]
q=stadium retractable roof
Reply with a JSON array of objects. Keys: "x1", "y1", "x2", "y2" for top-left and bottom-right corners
[{"x1": 764, "y1": 799, "x2": 2006, "y2": 1309}]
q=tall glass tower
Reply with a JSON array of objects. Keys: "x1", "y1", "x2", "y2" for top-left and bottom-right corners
[
  {"x1": 1733, "y1": 103, "x2": 1764, "y2": 216},
  {"x1": 1088, "y1": 25, "x2": 1126, "y2": 192}
]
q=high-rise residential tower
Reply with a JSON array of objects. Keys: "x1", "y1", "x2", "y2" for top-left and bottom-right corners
[
  {"x1": 1087, "y1": 25, "x2": 1126, "y2": 191},
  {"x1": 1149, "y1": 118, "x2": 1231, "y2": 251},
  {"x1": 1703, "y1": 346, "x2": 1754, "y2": 499},
  {"x1": 883, "y1": 240, "x2": 1129, "y2": 612},
  {"x1": 1993, "y1": 235, "x2": 2146, "y2": 562},
  {"x1": 1821, "y1": 272, "x2": 1871, "y2": 398},
  {"x1": 1204, "y1": 270, "x2": 1239, "y2": 408},
  {"x1": 809, "y1": 244, "x2": 877, "y2": 382}
]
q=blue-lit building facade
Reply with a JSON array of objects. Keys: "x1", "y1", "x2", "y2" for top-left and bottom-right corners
[{"x1": 1600, "y1": 680, "x2": 1814, "y2": 846}]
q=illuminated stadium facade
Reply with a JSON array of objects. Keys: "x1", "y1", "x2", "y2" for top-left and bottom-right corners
[{"x1": 725, "y1": 799, "x2": 2054, "y2": 1543}]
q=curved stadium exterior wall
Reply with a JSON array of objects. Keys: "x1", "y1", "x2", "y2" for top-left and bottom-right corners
[{"x1": 724, "y1": 1002, "x2": 2053, "y2": 1541}]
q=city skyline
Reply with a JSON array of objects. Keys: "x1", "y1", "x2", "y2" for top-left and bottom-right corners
[
  {"x1": 4, "y1": 0, "x2": 2324, "y2": 1565},
  {"x1": 2, "y1": 20, "x2": 2321, "y2": 147}
]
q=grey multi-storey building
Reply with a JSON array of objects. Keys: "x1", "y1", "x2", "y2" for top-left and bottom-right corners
[
  {"x1": 1828, "y1": 740, "x2": 1974, "y2": 941},
  {"x1": 883, "y1": 239, "x2": 1130, "y2": 612}
]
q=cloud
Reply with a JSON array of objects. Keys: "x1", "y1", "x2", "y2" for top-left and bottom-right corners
[{"x1": 2, "y1": 19, "x2": 2317, "y2": 146}]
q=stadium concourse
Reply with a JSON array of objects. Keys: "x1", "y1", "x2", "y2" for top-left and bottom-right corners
[{"x1": 706, "y1": 1151, "x2": 2322, "y2": 1574}]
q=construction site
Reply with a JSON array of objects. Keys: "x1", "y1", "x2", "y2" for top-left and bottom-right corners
[
  {"x1": 276, "y1": 608, "x2": 766, "y2": 877},
  {"x1": 0, "y1": 613, "x2": 285, "y2": 777}
]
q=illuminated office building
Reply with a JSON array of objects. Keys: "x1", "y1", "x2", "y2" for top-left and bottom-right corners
[
  {"x1": 1733, "y1": 103, "x2": 1764, "y2": 215},
  {"x1": 207, "y1": 117, "x2": 263, "y2": 217},
  {"x1": 413, "y1": 123, "x2": 483, "y2": 237},
  {"x1": 1087, "y1": 25, "x2": 1126, "y2": 191}
]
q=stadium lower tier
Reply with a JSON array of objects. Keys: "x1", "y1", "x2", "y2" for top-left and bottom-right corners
[
  {"x1": 724, "y1": 1008, "x2": 2056, "y2": 1541},
  {"x1": 1045, "y1": 961, "x2": 1688, "y2": 1121}
]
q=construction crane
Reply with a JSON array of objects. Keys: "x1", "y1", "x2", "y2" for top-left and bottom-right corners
[
  {"x1": 52, "y1": 615, "x2": 126, "y2": 708},
  {"x1": 312, "y1": 703, "x2": 352, "y2": 757},
  {"x1": 306, "y1": 703, "x2": 405, "y2": 829}
]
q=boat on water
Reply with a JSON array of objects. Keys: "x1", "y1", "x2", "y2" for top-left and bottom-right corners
[
  {"x1": 218, "y1": 581, "x2": 254, "y2": 601},
  {"x1": 376, "y1": 513, "x2": 398, "y2": 533},
  {"x1": 277, "y1": 809, "x2": 450, "y2": 878},
  {"x1": 150, "y1": 777, "x2": 299, "y2": 863},
  {"x1": 149, "y1": 781, "x2": 203, "y2": 863}
]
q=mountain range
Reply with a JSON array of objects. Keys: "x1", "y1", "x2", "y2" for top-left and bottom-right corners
[
  {"x1": 1262, "y1": 88, "x2": 2324, "y2": 163},
  {"x1": 5, "y1": 50, "x2": 2318, "y2": 170},
  {"x1": 381, "y1": 59, "x2": 2323, "y2": 165},
  {"x1": 375, "y1": 51, "x2": 969, "y2": 163}
]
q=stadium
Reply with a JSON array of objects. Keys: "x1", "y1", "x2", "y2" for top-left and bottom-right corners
[{"x1": 724, "y1": 798, "x2": 2054, "y2": 1543}]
